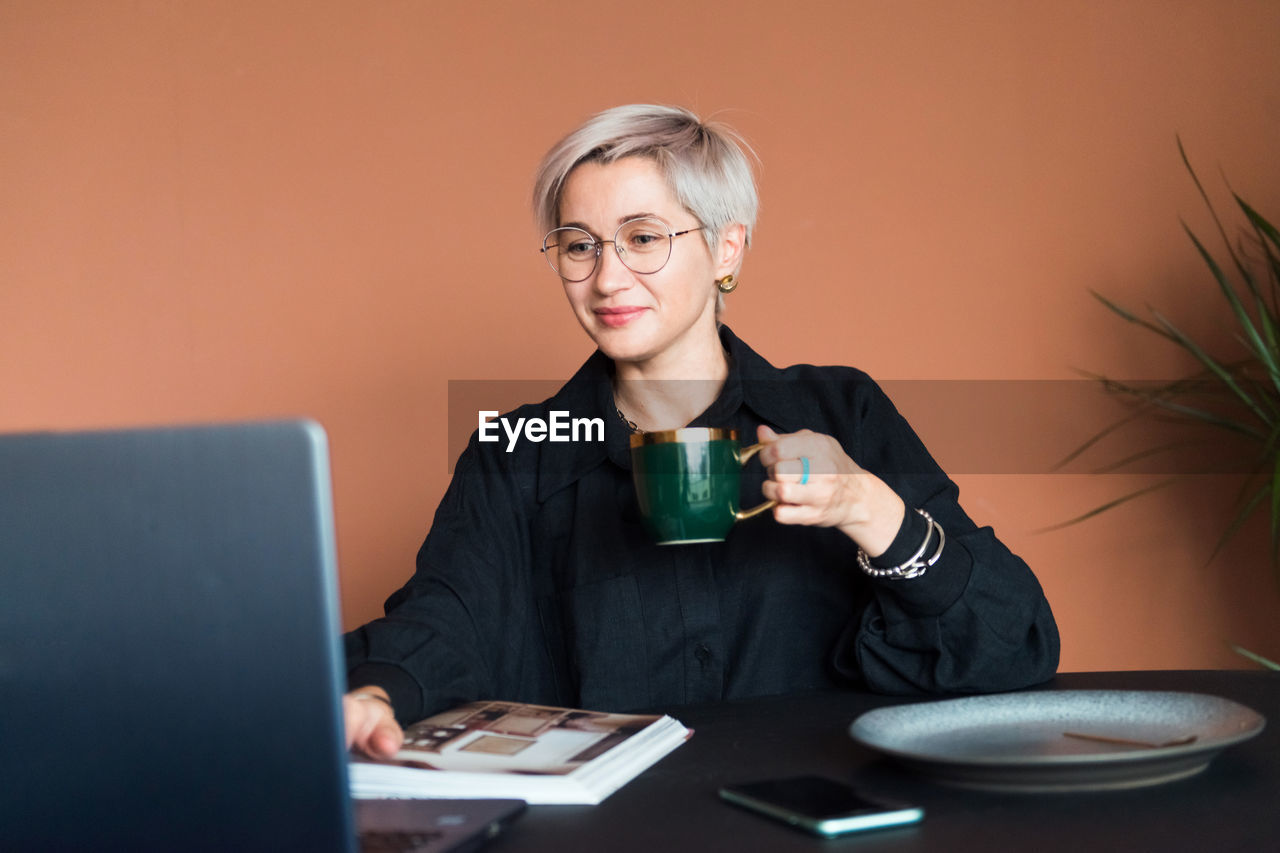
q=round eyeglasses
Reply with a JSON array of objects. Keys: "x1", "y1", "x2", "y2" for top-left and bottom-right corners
[{"x1": 540, "y1": 216, "x2": 703, "y2": 282}]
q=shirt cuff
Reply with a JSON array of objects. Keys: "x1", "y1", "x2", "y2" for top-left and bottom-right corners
[
  {"x1": 863, "y1": 507, "x2": 975, "y2": 617},
  {"x1": 868, "y1": 506, "x2": 930, "y2": 569},
  {"x1": 347, "y1": 662, "x2": 425, "y2": 725}
]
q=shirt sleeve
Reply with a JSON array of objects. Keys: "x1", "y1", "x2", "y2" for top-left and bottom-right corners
[
  {"x1": 832, "y1": 377, "x2": 1061, "y2": 695},
  {"x1": 343, "y1": 429, "x2": 550, "y2": 724}
]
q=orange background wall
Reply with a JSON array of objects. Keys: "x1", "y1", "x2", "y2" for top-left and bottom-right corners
[{"x1": 4, "y1": 1, "x2": 1279, "y2": 672}]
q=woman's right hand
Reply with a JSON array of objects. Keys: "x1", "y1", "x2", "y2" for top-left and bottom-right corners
[{"x1": 343, "y1": 687, "x2": 405, "y2": 760}]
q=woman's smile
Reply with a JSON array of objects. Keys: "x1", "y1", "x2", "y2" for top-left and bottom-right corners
[{"x1": 594, "y1": 305, "x2": 648, "y2": 327}]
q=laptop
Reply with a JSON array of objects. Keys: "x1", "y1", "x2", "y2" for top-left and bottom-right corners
[{"x1": 0, "y1": 420, "x2": 524, "y2": 852}]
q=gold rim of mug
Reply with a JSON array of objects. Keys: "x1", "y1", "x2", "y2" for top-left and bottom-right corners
[{"x1": 629, "y1": 427, "x2": 739, "y2": 448}]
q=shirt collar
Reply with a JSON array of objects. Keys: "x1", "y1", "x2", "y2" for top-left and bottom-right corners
[
  {"x1": 721, "y1": 324, "x2": 813, "y2": 435},
  {"x1": 532, "y1": 349, "x2": 614, "y2": 502}
]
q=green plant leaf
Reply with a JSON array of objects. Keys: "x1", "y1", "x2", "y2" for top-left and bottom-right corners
[
  {"x1": 1271, "y1": 453, "x2": 1280, "y2": 564},
  {"x1": 1066, "y1": 147, "x2": 1280, "y2": 569},
  {"x1": 1237, "y1": 197, "x2": 1280, "y2": 248},
  {"x1": 1208, "y1": 476, "x2": 1268, "y2": 564},
  {"x1": 1104, "y1": 384, "x2": 1263, "y2": 441},
  {"x1": 1231, "y1": 645, "x2": 1280, "y2": 670},
  {"x1": 1179, "y1": 137, "x2": 1252, "y2": 284},
  {"x1": 1182, "y1": 226, "x2": 1280, "y2": 391},
  {"x1": 1036, "y1": 479, "x2": 1178, "y2": 533},
  {"x1": 1090, "y1": 290, "x2": 1180, "y2": 344},
  {"x1": 1053, "y1": 402, "x2": 1155, "y2": 471},
  {"x1": 1237, "y1": 195, "x2": 1280, "y2": 327},
  {"x1": 1148, "y1": 306, "x2": 1270, "y2": 425},
  {"x1": 1084, "y1": 440, "x2": 1215, "y2": 475}
]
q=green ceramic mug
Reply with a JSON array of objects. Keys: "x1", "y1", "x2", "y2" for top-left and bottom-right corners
[{"x1": 629, "y1": 427, "x2": 776, "y2": 545}]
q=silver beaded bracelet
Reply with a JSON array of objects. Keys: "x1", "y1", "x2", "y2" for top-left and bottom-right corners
[{"x1": 856, "y1": 509, "x2": 945, "y2": 580}]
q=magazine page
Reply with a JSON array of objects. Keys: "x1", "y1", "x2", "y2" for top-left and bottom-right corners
[{"x1": 388, "y1": 701, "x2": 665, "y2": 776}]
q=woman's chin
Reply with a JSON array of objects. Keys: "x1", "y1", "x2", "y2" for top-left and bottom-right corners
[
  {"x1": 597, "y1": 341, "x2": 650, "y2": 366},
  {"x1": 583, "y1": 320, "x2": 651, "y2": 361}
]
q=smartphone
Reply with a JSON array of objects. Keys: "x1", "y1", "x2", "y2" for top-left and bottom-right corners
[{"x1": 718, "y1": 775, "x2": 923, "y2": 838}]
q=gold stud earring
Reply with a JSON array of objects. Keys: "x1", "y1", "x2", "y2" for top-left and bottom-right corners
[{"x1": 716, "y1": 274, "x2": 738, "y2": 293}]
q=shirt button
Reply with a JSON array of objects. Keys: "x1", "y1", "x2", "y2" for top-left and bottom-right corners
[{"x1": 694, "y1": 643, "x2": 712, "y2": 663}]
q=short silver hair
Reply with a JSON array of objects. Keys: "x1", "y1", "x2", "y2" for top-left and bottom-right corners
[{"x1": 532, "y1": 104, "x2": 758, "y2": 254}]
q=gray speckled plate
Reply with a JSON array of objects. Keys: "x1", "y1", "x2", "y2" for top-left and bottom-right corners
[{"x1": 849, "y1": 690, "x2": 1265, "y2": 792}]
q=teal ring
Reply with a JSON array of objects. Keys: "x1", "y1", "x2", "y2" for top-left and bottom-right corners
[{"x1": 799, "y1": 456, "x2": 810, "y2": 485}]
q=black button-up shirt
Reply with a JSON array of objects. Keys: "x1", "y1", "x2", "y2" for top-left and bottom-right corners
[{"x1": 346, "y1": 327, "x2": 1059, "y2": 722}]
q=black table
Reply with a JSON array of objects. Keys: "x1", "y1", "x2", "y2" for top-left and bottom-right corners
[{"x1": 488, "y1": 671, "x2": 1278, "y2": 852}]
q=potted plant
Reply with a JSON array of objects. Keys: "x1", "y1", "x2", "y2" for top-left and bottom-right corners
[{"x1": 1063, "y1": 142, "x2": 1279, "y2": 669}]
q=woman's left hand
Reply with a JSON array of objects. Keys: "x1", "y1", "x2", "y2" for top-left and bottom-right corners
[{"x1": 755, "y1": 424, "x2": 906, "y2": 557}]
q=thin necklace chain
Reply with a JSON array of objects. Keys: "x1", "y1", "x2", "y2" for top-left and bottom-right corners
[
  {"x1": 613, "y1": 351, "x2": 731, "y2": 436},
  {"x1": 615, "y1": 405, "x2": 642, "y2": 434}
]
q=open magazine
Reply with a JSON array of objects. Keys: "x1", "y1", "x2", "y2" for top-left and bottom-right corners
[{"x1": 349, "y1": 700, "x2": 691, "y2": 805}]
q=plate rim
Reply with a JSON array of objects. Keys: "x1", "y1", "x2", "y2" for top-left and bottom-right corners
[{"x1": 848, "y1": 689, "x2": 1266, "y2": 769}]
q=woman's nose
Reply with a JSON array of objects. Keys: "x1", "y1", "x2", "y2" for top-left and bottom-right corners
[{"x1": 592, "y1": 242, "x2": 633, "y2": 293}]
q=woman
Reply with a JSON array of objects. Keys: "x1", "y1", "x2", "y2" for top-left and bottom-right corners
[{"x1": 344, "y1": 105, "x2": 1059, "y2": 759}]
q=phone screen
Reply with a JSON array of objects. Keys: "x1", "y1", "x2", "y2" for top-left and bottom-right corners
[{"x1": 719, "y1": 775, "x2": 923, "y2": 837}]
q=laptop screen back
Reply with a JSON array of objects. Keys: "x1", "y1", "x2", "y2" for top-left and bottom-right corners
[{"x1": 0, "y1": 421, "x2": 357, "y2": 852}]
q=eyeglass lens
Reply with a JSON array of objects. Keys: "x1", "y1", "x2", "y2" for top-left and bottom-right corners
[{"x1": 542, "y1": 217, "x2": 676, "y2": 281}]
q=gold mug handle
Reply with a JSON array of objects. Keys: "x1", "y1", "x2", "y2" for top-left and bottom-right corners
[{"x1": 735, "y1": 442, "x2": 777, "y2": 521}]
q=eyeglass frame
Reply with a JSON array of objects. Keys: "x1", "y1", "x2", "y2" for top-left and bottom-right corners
[{"x1": 539, "y1": 216, "x2": 705, "y2": 282}]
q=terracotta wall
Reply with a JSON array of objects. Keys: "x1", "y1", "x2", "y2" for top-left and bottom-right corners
[{"x1": 4, "y1": 1, "x2": 1279, "y2": 672}]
